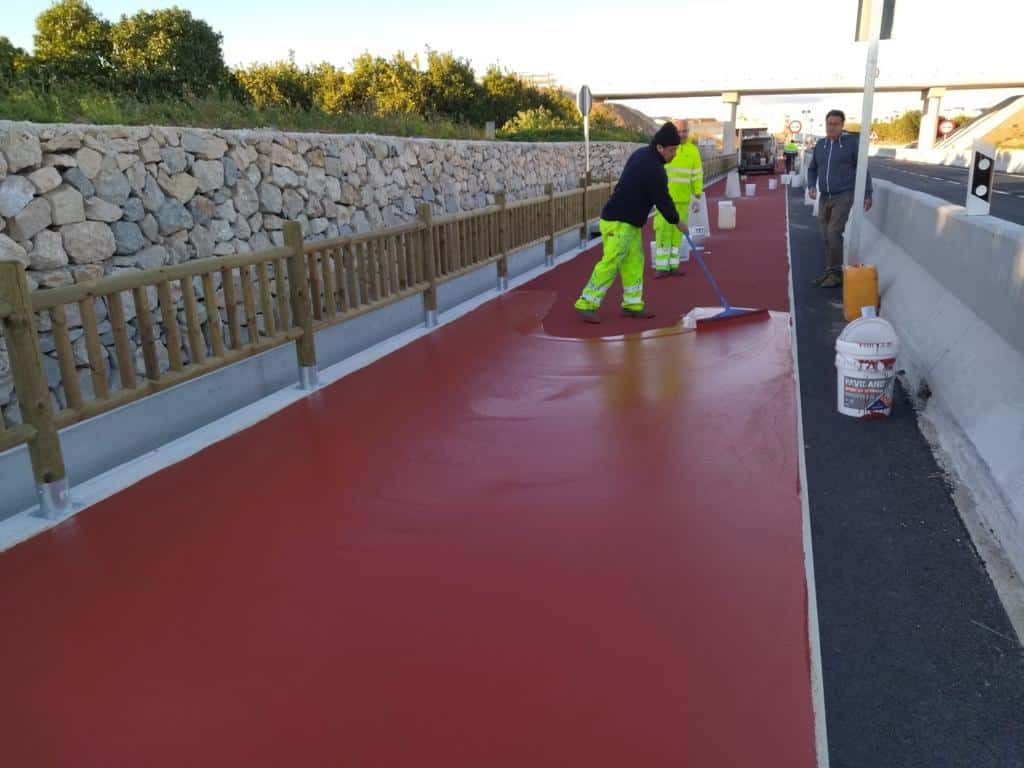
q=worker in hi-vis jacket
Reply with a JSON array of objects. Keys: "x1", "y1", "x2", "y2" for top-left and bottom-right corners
[{"x1": 652, "y1": 119, "x2": 704, "y2": 277}]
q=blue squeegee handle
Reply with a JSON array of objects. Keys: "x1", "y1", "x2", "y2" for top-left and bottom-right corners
[{"x1": 682, "y1": 231, "x2": 732, "y2": 312}]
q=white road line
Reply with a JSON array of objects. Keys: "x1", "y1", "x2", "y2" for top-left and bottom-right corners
[
  {"x1": 945, "y1": 180, "x2": 961, "y2": 184},
  {"x1": 994, "y1": 190, "x2": 1011, "y2": 195}
]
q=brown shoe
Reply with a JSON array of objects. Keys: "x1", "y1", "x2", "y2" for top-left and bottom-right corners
[
  {"x1": 576, "y1": 308, "x2": 602, "y2": 324},
  {"x1": 819, "y1": 271, "x2": 843, "y2": 288},
  {"x1": 621, "y1": 307, "x2": 655, "y2": 318},
  {"x1": 653, "y1": 269, "x2": 671, "y2": 279},
  {"x1": 811, "y1": 270, "x2": 830, "y2": 286}
]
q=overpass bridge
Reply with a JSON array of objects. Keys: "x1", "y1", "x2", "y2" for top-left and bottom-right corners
[{"x1": 595, "y1": 80, "x2": 1024, "y2": 152}]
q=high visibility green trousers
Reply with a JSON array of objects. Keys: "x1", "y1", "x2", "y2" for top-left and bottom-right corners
[
  {"x1": 652, "y1": 202, "x2": 690, "y2": 272},
  {"x1": 574, "y1": 219, "x2": 645, "y2": 311}
]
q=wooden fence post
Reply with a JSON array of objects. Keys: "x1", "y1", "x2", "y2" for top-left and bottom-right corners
[
  {"x1": 283, "y1": 221, "x2": 318, "y2": 389},
  {"x1": 495, "y1": 192, "x2": 509, "y2": 292},
  {"x1": 0, "y1": 262, "x2": 70, "y2": 518},
  {"x1": 545, "y1": 182, "x2": 555, "y2": 266},
  {"x1": 417, "y1": 204, "x2": 438, "y2": 327}
]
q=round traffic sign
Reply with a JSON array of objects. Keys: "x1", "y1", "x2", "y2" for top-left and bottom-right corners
[
  {"x1": 939, "y1": 120, "x2": 955, "y2": 136},
  {"x1": 788, "y1": 120, "x2": 802, "y2": 134},
  {"x1": 577, "y1": 85, "x2": 593, "y2": 118}
]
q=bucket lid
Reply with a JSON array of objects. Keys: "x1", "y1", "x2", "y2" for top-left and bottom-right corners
[{"x1": 837, "y1": 316, "x2": 899, "y2": 353}]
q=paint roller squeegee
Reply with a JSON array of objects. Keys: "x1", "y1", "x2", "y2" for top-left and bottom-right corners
[{"x1": 682, "y1": 231, "x2": 770, "y2": 330}]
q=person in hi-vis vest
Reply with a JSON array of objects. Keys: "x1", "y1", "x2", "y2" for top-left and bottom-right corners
[{"x1": 652, "y1": 119, "x2": 703, "y2": 277}]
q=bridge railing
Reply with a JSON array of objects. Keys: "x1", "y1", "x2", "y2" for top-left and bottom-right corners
[{"x1": 1, "y1": 155, "x2": 731, "y2": 515}]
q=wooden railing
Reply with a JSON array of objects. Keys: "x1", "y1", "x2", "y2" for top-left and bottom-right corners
[{"x1": 1, "y1": 155, "x2": 733, "y2": 499}]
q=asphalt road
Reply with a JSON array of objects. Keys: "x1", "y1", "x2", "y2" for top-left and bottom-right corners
[
  {"x1": 868, "y1": 157, "x2": 1024, "y2": 225},
  {"x1": 787, "y1": 185, "x2": 1024, "y2": 768}
]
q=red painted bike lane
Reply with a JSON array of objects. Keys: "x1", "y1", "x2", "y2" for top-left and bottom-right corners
[{"x1": 0, "y1": 176, "x2": 818, "y2": 767}]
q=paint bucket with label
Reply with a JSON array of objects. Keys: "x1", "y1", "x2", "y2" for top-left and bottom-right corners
[
  {"x1": 768, "y1": 178, "x2": 778, "y2": 191},
  {"x1": 688, "y1": 197, "x2": 710, "y2": 245},
  {"x1": 745, "y1": 183, "x2": 756, "y2": 197},
  {"x1": 835, "y1": 308, "x2": 900, "y2": 418}
]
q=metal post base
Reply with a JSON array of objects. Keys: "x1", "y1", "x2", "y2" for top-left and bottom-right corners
[
  {"x1": 35, "y1": 477, "x2": 72, "y2": 520},
  {"x1": 545, "y1": 254, "x2": 555, "y2": 267},
  {"x1": 496, "y1": 275, "x2": 508, "y2": 292},
  {"x1": 424, "y1": 309, "x2": 438, "y2": 328},
  {"x1": 298, "y1": 365, "x2": 319, "y2": 390}
]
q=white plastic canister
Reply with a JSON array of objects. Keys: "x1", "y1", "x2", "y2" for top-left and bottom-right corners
[
  {"x1": 745, "y1": 182, "x2": 756, "y2": 196},
  {"x1": 834, "y1": 308, "x2": 900, "y2": 418},
  {"x1": 717, "y1": 200, "x2": 736, "y2": 229}
]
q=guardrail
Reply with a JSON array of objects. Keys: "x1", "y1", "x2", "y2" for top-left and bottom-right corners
[{"x1": 1, "y1": 154, "x2": 734, "y2": 518}]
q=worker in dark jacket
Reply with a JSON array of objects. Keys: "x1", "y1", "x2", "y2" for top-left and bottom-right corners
[
  {"x1": 806, "y1": 109, "x2": 873, "y2": 288},
  {"x1": 574, "y1": 122, "x2": 688, "y2": 323}
]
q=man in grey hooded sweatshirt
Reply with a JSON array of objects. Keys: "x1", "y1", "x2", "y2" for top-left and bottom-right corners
[{"x1": 807, "y1": 109, "x2": 873, "y2": 287}]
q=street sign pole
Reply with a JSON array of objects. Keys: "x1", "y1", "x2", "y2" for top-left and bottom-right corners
[
  {"x1": 584, "y1": 115, "x2": 590, "y2": 173},
  {"x1": 846, "y1": 1, "x2": 886, "y2": 266}
]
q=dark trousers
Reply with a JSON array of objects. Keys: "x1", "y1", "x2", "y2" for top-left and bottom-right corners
[
  {"x1": 818, "y1": 191, "x2": 854, "y2": 272},
  {"x1": 784, "y1": 153, "x2": 796, "y2": 172}
]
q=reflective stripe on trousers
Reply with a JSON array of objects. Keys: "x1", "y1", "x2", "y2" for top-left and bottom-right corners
[{"x1": 574, "y1": 219, "x2": 646, "y2": 310}]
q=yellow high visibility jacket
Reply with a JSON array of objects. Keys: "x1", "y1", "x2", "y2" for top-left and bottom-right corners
[{"x1": 665, "y1": 141, "x2": 704, "y2": 204}]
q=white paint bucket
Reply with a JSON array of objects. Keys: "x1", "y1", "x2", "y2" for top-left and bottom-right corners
[
  {"x1": 835, "y1": 308, "x2": 900, "y2": 418},
  {"x1": 717, "y1": 200, "x2": 736, "y2": 229},
  {"x1": 769, "y1": 178, "x2": 778, "y2": 191},
  {"x1": 745, "y1": 183, "x2": 756, "y2": 197}
]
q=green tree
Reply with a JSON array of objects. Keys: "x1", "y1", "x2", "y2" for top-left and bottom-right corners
[
  {"x1": 110, "y1": 7, "x2": 228, "y2": 98},
  {"x1": 422, "y1": 49, "x2": 482, "y2": 123},
  {"x1": 338, "y1": 53, "x2": 393, "y2": 113},
  {"x1": 480, "y1": 65, "x2": 532, "y2": 127},
  {"x1": 234, "y1": 53, "x2": 315, "y2": 110},
  {"x1": 0, "y1": 37, "x2": 30, "y2": 85},
  {"x1": 33, "y1": 0, "x2": 111, "y2": 86},
  {"x1": 306, "y1": 62, "x2": 346, "y2": 113}
]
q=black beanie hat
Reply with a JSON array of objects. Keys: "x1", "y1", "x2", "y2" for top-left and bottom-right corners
[{"x1": 652, "y1": 122, "x2": 681, "y2": 147}]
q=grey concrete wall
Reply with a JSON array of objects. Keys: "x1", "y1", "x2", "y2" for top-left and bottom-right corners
[
  {"x1": 864, "y1": 179, "x2": 1024, "y2": 581},
  {"x1": 869, "y1": 181, "x2": 1024, "y2": 356}
]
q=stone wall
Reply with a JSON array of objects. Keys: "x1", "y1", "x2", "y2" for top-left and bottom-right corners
[{"x1": 0, "y1": 121, "x2": 640, "y2": 426}]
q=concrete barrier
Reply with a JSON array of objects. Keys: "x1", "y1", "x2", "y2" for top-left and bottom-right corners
[
  {"x1": 870, "y1": 145, "x2": 1024, "y2": 173},
  {"x1": 860, "y1": 179, "x2": 1024, "y2": 578}
]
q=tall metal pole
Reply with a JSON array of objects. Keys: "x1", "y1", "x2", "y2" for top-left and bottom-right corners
[
  {"x1": 846, "y1": 3, "x2": 883, "y2": 266},
  {"x1": 584, "y1": 115, "x2": 591, "y2": 174}
]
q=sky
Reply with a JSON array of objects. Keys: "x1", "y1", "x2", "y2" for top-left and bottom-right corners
[{"x1": 4, "y1": 0, "x2": 1023, "y2": 131}]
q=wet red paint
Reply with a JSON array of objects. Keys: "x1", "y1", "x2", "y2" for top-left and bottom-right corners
[
  {"x1": 0, "y1": 179, "x2": 816, "y2": 767},
  {"x1": 529, "y1": 174, "x2": 790, "y2": 338}
]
